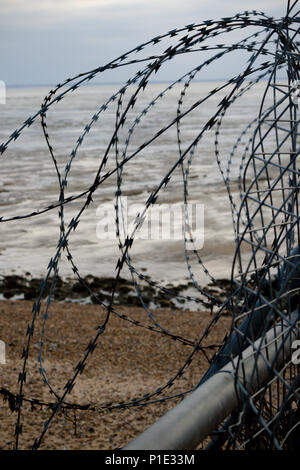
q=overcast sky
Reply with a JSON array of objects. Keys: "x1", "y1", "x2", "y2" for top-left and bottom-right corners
[{"x1": 0, "y1": 0, "x2": 292, "y2": 86}]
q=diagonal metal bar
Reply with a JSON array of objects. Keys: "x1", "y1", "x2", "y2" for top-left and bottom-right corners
[{"x1": 124, "y1": 311, "x2": 299, "y2": 450}]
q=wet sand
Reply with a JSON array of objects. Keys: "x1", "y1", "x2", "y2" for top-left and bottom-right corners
[{"x1": 0, "y1": 299, "x2": 231, "y2": 450}]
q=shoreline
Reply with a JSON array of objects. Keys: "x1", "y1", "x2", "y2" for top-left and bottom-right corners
[{"x1": 0, "y1": 272, "x2": 232, "y2": 311}]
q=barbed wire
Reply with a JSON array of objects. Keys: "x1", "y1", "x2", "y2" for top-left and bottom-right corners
[{"x1": 0, "y1": 2, "x2": 300, "y2": 450}]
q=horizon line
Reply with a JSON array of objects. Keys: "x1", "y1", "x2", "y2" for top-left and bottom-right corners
[{"x1": 5, "y1": 76, "x2": 284, "y2": 89}]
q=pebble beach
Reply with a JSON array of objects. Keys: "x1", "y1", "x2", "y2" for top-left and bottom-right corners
[{"x1": 0, "y1": 297, "x2": 231, "y2": 450}]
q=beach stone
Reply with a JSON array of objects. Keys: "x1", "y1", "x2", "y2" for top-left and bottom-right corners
[{"x1": 72, "y1": 282, "x2": 87, "y2": 295}]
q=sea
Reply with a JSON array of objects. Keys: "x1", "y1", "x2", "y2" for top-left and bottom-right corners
[{"x1": 0, "y1": 80, "x2": 289, "y2": 287}]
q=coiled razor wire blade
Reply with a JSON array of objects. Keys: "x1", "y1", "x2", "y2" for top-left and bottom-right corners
[{"x1": 0, "y1": 2, "x2": 299, "y2": 450}]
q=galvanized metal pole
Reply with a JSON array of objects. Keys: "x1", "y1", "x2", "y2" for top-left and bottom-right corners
[{"x1": 124, "y1": 313, "x2": 299, "y2": 450}]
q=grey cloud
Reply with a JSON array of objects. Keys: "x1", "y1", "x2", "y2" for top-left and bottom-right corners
[{"x1": 0, "y1": 0, "x2": 293, "y2": 85}]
